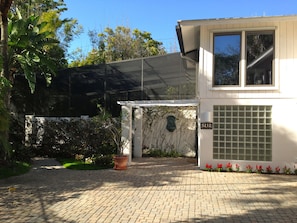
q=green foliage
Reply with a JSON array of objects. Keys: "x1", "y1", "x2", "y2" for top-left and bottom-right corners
[
  {"x1": 39, "y1": 9, "x2": 83, "y2": 53},
  {"x1": 69, "y1": 26, "x2": 166, "y2": 66},
  {"x1": 11, "y1": 144, "x2": 34, "y2": 163},
  {"x1": 91, "y1": 105, "x2": 123, "y2": 154},
  {"x1": 93, "y1": 154, "x2": 114, "y2": 168},
  {"x1": 147, "y1": 149, "x2": 181, "y2": 158},
  {"x1": 6, "y1": 1, "x2": 81, "y2": 93},
  {"x1": 28, "y1": 117, "x2": 117, "y2": 158},
  {"x1": 92, "y1": 115, "x2": 122, "y2": 155},
  {"x1": 11, "y1": 0, "x2": 67, "y2": 18},
  {"x1": 8, "y1": 15, "x2": 60, "y2": 93},
  {"x1": 0, "y1": 76, "x2": 12, "y2": 163},
  {"x1": 57, "y1": 155, "x2": 113, "y2": 170},
  {"x1": 11, "y1": 0, "x2": 82, "y2": 65},
  {"x1": 9, "y1": 115, "x2": 33, "y2": 162},
  {"x1": 100, "y1": 26, "x2": 166, "y2": 61},
  {"x1": 0, "y1": 161, "x2": 31, "y2": 179},
  {"x1": 1, "y1": 0, "x2": 78, "y2": 164}
]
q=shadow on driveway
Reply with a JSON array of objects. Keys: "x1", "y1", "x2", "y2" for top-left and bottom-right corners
[{"x1": 1, "y1": 157, "x2": 297, "y2": 223}]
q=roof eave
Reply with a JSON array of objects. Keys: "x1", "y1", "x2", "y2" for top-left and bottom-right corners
[{"x1": 177, "y1": 15, "x2": 297, "y2": 27}]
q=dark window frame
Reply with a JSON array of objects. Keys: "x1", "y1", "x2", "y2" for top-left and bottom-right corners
[
  {"x1": 213, "y1": 32, "x2": 241, "y2": 86},
  {"x1": 213, "y1": 30, "x2": 275, "y2": 88},
  {"x1": 245, "y1": 30, "x2": 275, "y2": 86}
]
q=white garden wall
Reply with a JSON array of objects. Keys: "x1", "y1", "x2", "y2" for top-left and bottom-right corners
[{"x1": 142, "y1": 106, "x2": 197, "y2": 157}]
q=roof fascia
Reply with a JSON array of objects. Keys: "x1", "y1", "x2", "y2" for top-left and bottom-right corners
[
  {"x1": 117, "y1": 99, "x2": 199, "y2": 107},
  {"x1": 177, "y1": 15, "x2": 297, "y2": 27}
]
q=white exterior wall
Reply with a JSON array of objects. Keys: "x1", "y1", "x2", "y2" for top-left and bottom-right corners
[
  {"x1": 142, "y1": 107, "x2": 197, "y2": 157},
  {"x1": 199, "y1": 19, "x2": 297, "y2": 99},
  {"x1": 199, "y1": 99, "x2": 297, "y2": 170},
  {"x1": 198, "y1": 17, "x2": 297, "y2": 170}
]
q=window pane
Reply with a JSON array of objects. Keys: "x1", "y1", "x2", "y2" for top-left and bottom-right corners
[
  {"x1": 246, "y1": 31, "x2": 274, "y2": 85},
  {"x1": 214, "y1": 34, "x2": 240, "y2": 86}
]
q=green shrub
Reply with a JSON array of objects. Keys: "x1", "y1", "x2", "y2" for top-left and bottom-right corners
[
  {"x1": 149, "y1": 149, "x2": 181, "y2": 157},
  {"x1": 0, "y1": 76, "x2": 12, "y2": 164},
  {"x1": 58, "y1": 155, "x2": 113, "y2": 170},
  {"x1": 0, "y1": 161, "x2": 31, "y2": 179},
  {"x1": 11, "y1": 144, "x2": 34, "y2": 163},
  {"x1": 9, "y1": 115, "x2": 33, "y2": 162},
  {"x1": 93, "y1": 154, "x2": 114, "y2": 168},
  {"x1": 30, "y1": 118, "x2": 116, "y2": 158}
]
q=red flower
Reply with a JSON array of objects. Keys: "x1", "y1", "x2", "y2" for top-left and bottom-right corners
[
  {"x1": 246, "y1": 164, "x2": 253, "y2": 173},
  {"x1": 256, "y1": 165, "x2": 262, "y2": 170},
  {"x1": 256, "y1": 165, "x2": 263, "y2": 173},
  {"x1": 216, "y1": 163, "x2": 223, "y2": 172},
  {"x1": 225, "y1": 162, "x2": 233, "y2": 171},
  {"x1": 205, "y1": 163, "x2": 212, "y2": 170},
  {"x1": 226, "y1": 162, "x2": 232, "y2": 168},
  {"x1": 266, "y1": 165, "x2": 272, "y2": 173}
]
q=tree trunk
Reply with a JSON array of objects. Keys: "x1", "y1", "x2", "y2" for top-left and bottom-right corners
[
  {"x1": 0, "y1": 0, "x2": 13, "y2": 163},
  {"x1": 1, "y1": 10, "x2": 10, "y2": 106},
  {"x1": 1, "y1": 0, "x2": 13, "y2": 106},
  {"x1": 1, "y1": 0, "x2": 13, "y2": 81}
]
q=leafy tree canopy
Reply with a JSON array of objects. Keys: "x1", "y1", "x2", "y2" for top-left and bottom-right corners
[
  {"x1": 8, "y1": 15, "x2": 60, "y2": 93},
  {"x1": 69, "y1": 26, "x2": 166, "y2": 67},
  {"x1": 3, "y1": 0, "x2": 82, "y2": 92},
  {"x1": 11, "y1": 0, "x2": 82, "y2": 57},
  {"x1": 0, "y1": 0, "x2": 82, "y2": 163}
]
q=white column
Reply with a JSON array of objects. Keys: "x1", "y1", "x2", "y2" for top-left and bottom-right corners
[
  {"x1": 133, "y1": 108, "x2": 143, "y2": 158},
  {"x1": 121, "y1": 105, "x2": 132, "y2": 163},
  {"x1": 25, "y1": 115, "x2": 34, "y2": 147}
]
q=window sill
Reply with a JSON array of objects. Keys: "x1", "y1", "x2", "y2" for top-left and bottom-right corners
[{"x1": 210, "y1": 86, "x2": 279, "y2": 91}]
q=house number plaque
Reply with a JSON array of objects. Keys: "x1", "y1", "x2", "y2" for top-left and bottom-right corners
[{"x1": 201, "y1": 122, "x2": 213, "y2": 129}]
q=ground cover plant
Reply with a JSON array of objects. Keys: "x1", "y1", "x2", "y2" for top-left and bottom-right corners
[
  {"x1": 0, "y1": 161, "x2": 31, "y2": 179},
  {"x1": 143, "y1": 148, "x2": 181, "y2": 157},
  {"x1": 57, "y1": 154, "x2": 114, "y2": 170}
]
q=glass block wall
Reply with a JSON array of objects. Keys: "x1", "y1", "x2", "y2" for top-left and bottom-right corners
[{"x1": 213, "y1": 105, "x2": 272, "y2": 161}]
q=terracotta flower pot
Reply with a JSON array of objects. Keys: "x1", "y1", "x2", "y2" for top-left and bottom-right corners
[{"x1": 113, "y1": 155, "x2": 128, "y2": 170}]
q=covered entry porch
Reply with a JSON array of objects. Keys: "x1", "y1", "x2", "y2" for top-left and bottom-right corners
[{"x1": 117, "y1": 99, "x2": 199, "y2": 165}]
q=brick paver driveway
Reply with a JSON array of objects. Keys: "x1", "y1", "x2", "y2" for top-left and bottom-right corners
[{"x1": 1, "y1": 157, "x2": 297, "y2": 223}]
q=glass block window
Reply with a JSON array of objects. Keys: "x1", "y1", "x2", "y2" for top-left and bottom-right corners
[{"x1": 213, "y1": 105, "x2": 272, "y2": 161}]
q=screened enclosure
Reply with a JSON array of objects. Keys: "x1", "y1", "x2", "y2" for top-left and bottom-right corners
[{"x1": 12, "y1": 53, "x2": 196, "y2": 116}]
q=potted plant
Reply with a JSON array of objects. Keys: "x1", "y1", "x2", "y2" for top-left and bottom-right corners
[
  {"x1": 92, "y1": 106, "x2": 128, "y2": 170},
  {"x1": 105, "y1": 117, "x2": 128, "y2": 170}
]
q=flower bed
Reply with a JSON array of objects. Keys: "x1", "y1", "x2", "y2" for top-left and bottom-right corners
[{"x1": 203, "y1": 162, "x2": 297, "y2": 175}]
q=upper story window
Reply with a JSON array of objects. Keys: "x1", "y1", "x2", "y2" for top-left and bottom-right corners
[
  {"x1": 214, "y1": 33, "x2": 241, "y2": 86},
  {"x1": 213, "y1": 30, "x2": 275, "y2": 88},
  {"x1": 246, "y1": 31, "x2": 274, "y2": 85}
]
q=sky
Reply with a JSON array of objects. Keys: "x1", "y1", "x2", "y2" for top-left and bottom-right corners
[{"x1": 62, "y1": 0, "x2": 297, "y2": 58}]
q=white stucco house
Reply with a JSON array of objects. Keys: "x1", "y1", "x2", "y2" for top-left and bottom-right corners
[
  {"x1": 175, "y1": 15, "x2": 297, "y2": 171},
  {"x1": 120, "y1": 15, "x2": 297, "y2": 172}
]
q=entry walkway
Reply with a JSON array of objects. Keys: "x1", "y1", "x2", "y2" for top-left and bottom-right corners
[{"x1": 1, "y1": 157, "x2": 297, "y2": 223}]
